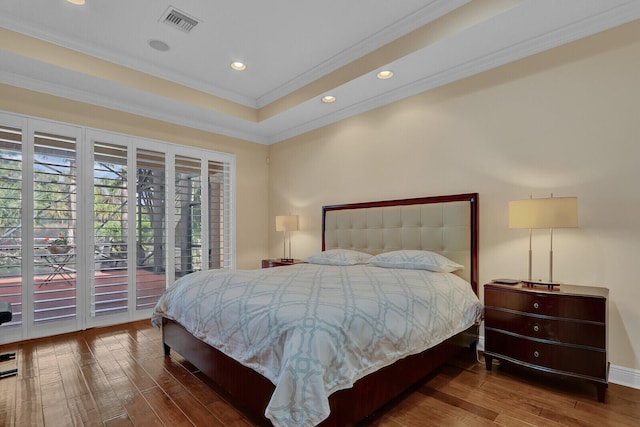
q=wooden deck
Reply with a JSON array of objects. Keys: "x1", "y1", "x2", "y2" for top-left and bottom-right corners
[{"x1": 0, "y1": 269, "x2": 166, "y2": 324}]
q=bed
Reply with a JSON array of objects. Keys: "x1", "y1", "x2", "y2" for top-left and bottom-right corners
[{"x1": 153, "y1": 193, "x2": 480, "y2": 426}]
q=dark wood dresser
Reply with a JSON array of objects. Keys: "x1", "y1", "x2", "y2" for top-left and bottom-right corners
[
  {"x1": 483, "y1": 282, "x2": 609, "y2": 402},
  {"x1": 261, "y1": 259, "x2": 306, "y2": 268}
]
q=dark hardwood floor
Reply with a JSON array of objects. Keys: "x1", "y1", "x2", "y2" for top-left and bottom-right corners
[{"x1": 0, "y1": 320, "x2": 638, "y2": 426}]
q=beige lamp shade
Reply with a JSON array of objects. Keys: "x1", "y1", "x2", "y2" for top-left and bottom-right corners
[
  {"x1": 275, "y1": 215, "x2": 299, "y2": 232},
  {"x1": 509, "y1": 197, "x2": 578, "y2": 229}
]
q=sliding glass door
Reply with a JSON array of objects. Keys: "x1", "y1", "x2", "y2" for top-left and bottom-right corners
[
  {"x1": 0, "y1": 120, "x2": 24, "y2": 341},
  {"x1": 92, "y1": 138, "x2": 130, "y2": 319},
  {"x1": 32, "y1": 128, "x2": 80, "y2": 328},
  {"x1": 134, "y1": 148, "x2": 167, "y2": 314},
  {"x1": 8, "y1": 119, "x2": 85, "y2": 340},
  {"x1": 0, "y1": 113, "x2": 235, "y2": 341}
]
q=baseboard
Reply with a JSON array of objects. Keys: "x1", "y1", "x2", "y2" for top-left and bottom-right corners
[
  {"x1": 477, "y1": 335, "x2": 485, "y2": 353},
  {"x1": 609, "y1": 364, "x2": 640, "y2": 390},
  {"x1": 476, "y1": 336, "x2": 640, "y2": 390}
]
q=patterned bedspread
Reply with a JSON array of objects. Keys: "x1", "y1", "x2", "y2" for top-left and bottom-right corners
[{"x1": 151, "y1": 264, "x2": 482, "y2": 427}]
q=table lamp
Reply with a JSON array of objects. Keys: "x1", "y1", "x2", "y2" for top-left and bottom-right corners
[
  {"x1": 275, "y1": 215, "x2": 299, "y2": 262},
  {"x1": 509, "y1": 195, "x2": 577, "y2": 285}
]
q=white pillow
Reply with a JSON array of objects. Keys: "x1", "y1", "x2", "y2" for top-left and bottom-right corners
[
  {"x1": 306, "y1": 249, "x2": 372, "y2": 266},
  {"x1": 369, "y1": 250, "x2": 464, "y2": 273}
]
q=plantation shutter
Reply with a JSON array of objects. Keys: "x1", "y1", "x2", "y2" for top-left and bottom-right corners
[
  {"x1": 174, "y1": 155, "x2": 202, "y2": 277},
  {"x1": 0, "y1": 125, "x2": 23, "y2": 325},
  {"x1": 135, "y1": 148, "x2": 167, "y2": 311},
  {"x1": 33, "y1": 131, "x2": 78, "y2": 324},
  {"x1": 0, "y1": 112, "x2": 236, "y2": 340},
  {"x1": 208, "y1": 160, "x2": 232, "y2": 269},
  {"x1": 93, "y1": 141, "x2": 129, "y2": 316}
]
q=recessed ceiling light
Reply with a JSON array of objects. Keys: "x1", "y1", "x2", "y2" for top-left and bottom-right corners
[
  {"x1": 67, "y1": 0, "x2": 85, "y2": 4},
  {"x1": 377, "y1": 70, "x2": 394, "y2": 80},
  {"x1": 230, "y1": 62, "x2": 247, "y2": 71},
  {"x1": 148, "y1": 39, "x2": 170, "y2": 52},
  {"x1": 321, "y1": 95, "x2": 336, "y2": 104}
]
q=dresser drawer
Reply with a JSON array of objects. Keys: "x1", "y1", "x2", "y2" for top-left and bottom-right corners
[
  {"x1": 485, "y1": 329, "x2": 607, "y2": 381},
  {"x1": 484, "y1": 307, "x2": 605, "y2": 349},
  {"x1": 484, "y1": 287, "x2": 605, "y2": 322}
]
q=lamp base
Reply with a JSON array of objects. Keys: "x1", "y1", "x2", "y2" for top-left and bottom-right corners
[
  {"x1": 280, "y1": 258, "x2": 294, "y2": 263},
  {"x1": 521, "y1": 279, "x2": 562, "y2": 290}
]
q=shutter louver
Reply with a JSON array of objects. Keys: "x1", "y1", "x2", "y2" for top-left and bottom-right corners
[
  {"x1": 208, "y1": 160, "x2": 232, "y2": 269},
  {"x1": 0, "y1": 126, "x2": 23, "y2": 325},
  {"x1": 175, "y1": 155, "x2": 202, "y2": 277},
  {"x1": 93, "y1": 141, "x2": 129, "y2": 316},
  {"x1": 33, "y1": 131, "x2": 78, "y2": 323},
  {"x1": 135, "y1": 148, "x2": 167, "y2": 311}
]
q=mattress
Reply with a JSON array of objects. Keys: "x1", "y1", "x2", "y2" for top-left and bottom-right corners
[{"x1": 152, "y1": 263, "x2": 482, "y2": 427}]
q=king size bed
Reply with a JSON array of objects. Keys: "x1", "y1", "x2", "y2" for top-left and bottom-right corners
[{"x1": 152, "y1": 193, "x2": 481, "y2": 426}]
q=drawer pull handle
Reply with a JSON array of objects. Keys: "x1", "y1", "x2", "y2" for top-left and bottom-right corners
[
  {"x1": 533, "y1": 325, "x2": 540, "y2": 332},
  {"x1": 534, "y1": 351, "x2": 540, "y2": 358},
  {"x1": 533, "y1": 302, "x2": 540, "y2": 309}
]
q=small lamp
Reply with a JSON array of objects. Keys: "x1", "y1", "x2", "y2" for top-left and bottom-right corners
[
  {"x1": 275, "y1": 215, "x2": 299, "y2": 262},
  {"x1": 509, "y1": 195, "x2": 577, "y2": 285}
]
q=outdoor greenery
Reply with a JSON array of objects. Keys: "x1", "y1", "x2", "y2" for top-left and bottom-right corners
[
  {"x1": 0, "y1": 152, "x2": 170, "y2": 275},
  {"x1": 0, "y1": 142, "x2": 22, "y2": 276},
  {"x1": 1, "y1": 136, "x2": 208, "y2": 279}
]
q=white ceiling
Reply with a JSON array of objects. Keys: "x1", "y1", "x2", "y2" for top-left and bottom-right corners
[{"x1": 1, "y1": 0, "x2": 639, "y2": 144}]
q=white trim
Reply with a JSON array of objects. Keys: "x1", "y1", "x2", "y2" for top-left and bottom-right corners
[
  {"x1": 0, "y1": 69, "x2": 269, "y2": 145},
  {"x1": 255, "y1": 0, "x2": 469, "y2": 107},
  {"x1": 609, "y1": 364, "x2": 640, "y2": 390},
  {"x1": 4, "y1": 1, "x2": 639, "y2": 145},
  {"x1": 0, "y1": 16, "x2": 256, "y2": 108},
  {"x1": 165, "y1": 148, "x2": 176, "y2": 287},
  {"x1": 267, "y1": 1, "x2": 640, "y2": 144},
  {"x1": 477, "y1": 335, "x2": 485, "y2": 352},
  {"x1": 201, "y1": 160, "x2": 210, "y2": 271},
  {"x1": 22, "y1": 119, "x2": 35, "y2": 337},
  {"x1": 0, "y1": 1, "x2": 466, "y2": 109},
  {"x1": 227, "y1": 156, "x2": 237, "y2": 270},
  {"x1": 76, "y1": 126, "x2": 90, "y2": 329}
]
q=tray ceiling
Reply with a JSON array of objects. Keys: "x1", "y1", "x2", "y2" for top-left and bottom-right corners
[{"x1": 1, "y1": 0, "x2": 639, "y2": 144}]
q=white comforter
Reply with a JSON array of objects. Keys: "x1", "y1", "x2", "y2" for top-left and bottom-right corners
[{"x1": 151, "y1": 264, "x2": 482, "y2": 427}]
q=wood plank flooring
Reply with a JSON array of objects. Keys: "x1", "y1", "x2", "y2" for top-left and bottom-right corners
[{"x1": 0, "y1": 320, "x2": 638, "y2": 426}]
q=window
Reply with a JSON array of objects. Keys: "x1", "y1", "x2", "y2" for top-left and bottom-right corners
[
  {"x1": 33, "y1": 131, "x2": 78, "y2": 324},
  {"x1": 135, "y1": 148, "x2": 167, "y2": 311},
  {"x1": 0, "y1": 113, "x2": 235, "y2": 340},
  {"x1": 0, "y1": 125, "x2": 22, "y2": 326},
  {"x1": 174, "y1": 155, "x2": 201, "y2": 277},
  {"x1": 93, "y1": 140, "x2": 128, "y2": 316},
  {"x1": 208, "y1": 160, "x2": 232, "y2": 269}
]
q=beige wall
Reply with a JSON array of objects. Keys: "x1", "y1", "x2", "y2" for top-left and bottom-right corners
[
  {"x1": 268, "y1": 21, "x2": 640, "y2": 370},
  {"x1": 0, "y1": 84, "x2": 270, "y2": 270}
]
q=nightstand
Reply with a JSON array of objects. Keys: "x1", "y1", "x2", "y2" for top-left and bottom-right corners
[
  {"x1": 261, "y1": 259, "x2": 306, "y2": 268},
  {"x1": 483, "y1": 282, "x2": 609, "y2": 402}
]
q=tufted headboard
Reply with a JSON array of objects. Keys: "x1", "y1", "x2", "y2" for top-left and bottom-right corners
[{"x1": 322, "y1": 193, "x2": 478, "y2": 294}]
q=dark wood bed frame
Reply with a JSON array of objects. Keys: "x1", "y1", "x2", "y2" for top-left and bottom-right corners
[{"x1": 162, "y1": 193, "x2": 479, "y2": 426}]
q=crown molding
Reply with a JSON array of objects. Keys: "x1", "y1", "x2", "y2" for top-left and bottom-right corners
[
  {"x1": 266, "y1": 1, "x2": 640, "y2": 144},
  {"x1": 0, "y1": 16, "x2": 257, "y2": 108},
  {"x1": 0, "y1": 69, "x2": 268, "y2": 144},
  {"x1": 2, "y1": 1, "x2": 638, "y2": 146},
  {"x1": 255, "y1": 0, "x2": 469, "y2": 108}
]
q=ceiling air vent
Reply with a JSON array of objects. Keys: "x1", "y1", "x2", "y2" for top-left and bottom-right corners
[{"x1": 160, "y1": 7, "x2": 199, "y2": 33}]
